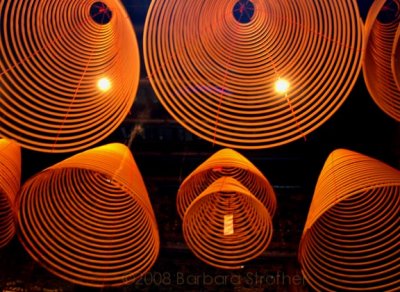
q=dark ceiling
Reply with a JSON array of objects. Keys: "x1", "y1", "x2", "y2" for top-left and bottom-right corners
[{"x1": 1, "y1": 0, "x2": 399, "y2": 291}]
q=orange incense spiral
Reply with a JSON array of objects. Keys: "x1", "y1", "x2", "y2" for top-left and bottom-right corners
[
  {"x1": 0, "y1": 0, "x2": 140, "y2": 152},
  {"x1": 299, "y1": 149, "x2": 400, "y2": 291},
  {"x1": 0, "y1": 139, "x2": 21, "y2": 248},
  {"x1": 178, "y1": 149, "x2": 276, "y2": 269},
  {"x1": 144, "y1": 0, "x2": 363, "y2": 149},
  {"x1": 17, "y1": 143, "x2": 159, "y2": 287},
  {"x1": 183, "y1": 177, "x2": 273, "y2": 269},
  {"x1": 363, "y1": 0, "x2": 400, "y2": 121},
  {"x1": 392, "y1": 25, "x2": 400, "y2": 89},
  {"x1": 177, "y1": 148, "x2": 276, "y2": 219}
]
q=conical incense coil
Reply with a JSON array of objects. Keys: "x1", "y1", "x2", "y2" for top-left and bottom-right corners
[
  {"x1": 392, "y1": 25, "x2": 400, "y2": 89},
  {"x1": 0, "y1": 139, "x2": 21, "y2": 248},
  {"x1": 183, "y1": 177, "x2": 273, "y2": 269},
  {"x1": 177, "y1": 148, "x2": 276, "y2": 219},
  {"x1": 299, "y1": 149, "x2": 400, "y2": 291},
  {"x1": 144, "y1": 0, "x2": 363, "y2": 149},
  {"x1": 17, "y1": 143, "x2": 159, "y2": 287},
  {"x1": 363, "y1": 0, "x2": 400, "y2": 121},
  {"x1": 0, "y1": 0, "x2": 140, "y2": 152}
]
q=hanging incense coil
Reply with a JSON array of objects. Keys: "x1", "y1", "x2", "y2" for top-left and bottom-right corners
[
  {"x1": 0, "y1": 139, "x2": 21, "y2": 248},
  {"x1": 144, "y1": 0, "x2": 364, "y2": 149},
  {"x1": 299, "y1": 149, "x2": 400, "y2": 291},
  {"x1": 177, "y1": 148, "x2": 276, "y2": 219},
  {"x1": 363, "y1": 0, "x2": 400, "y2": 121},
  {"x1": 392, "y1": 25, "x2": 400, "y2": 89},
  {"x1": 178, "y1": 149, "x2": 276, "y2": 269},
  {"x1": 183, "y1": 177, "x2": 273, "y2": 269},
  {"x1": 17, "y1": 143, "x2": 159, "y2": 287},
  {"x1": 0, "y1": 0, "x2": 140, "y2": 153}
]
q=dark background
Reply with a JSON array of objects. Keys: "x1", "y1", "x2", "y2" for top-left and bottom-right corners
[{"x1": 1, "y1": 0, "x2": 399, "y2": 291}]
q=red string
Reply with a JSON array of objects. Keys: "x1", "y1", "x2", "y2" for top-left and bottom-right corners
[
  {"x1": 52, "y1": 51, "x2": 94, "y2": 151},
  {"x1": 212, "y1": 8, "x2": 249, "y2": 146},
  {"x1": 212, "y1": 55, "x2": 232, "y2": 146},
  {"x1": 285, "y1": 93, "x2": 307, "y2": 141}
]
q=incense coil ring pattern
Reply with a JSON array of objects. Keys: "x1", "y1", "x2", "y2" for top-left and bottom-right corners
[
  {"x1": 183, "y1": 177, "x2": 273, "y2": 269},
  {"x1": 363, "y1": 0, "x2": 400, "y2": 121},
  {"x1": 0, "y1": 0, "x2": 140, "y2": 152},
  {"x1": 144, "y1": 0, "x2": 363, "y2": 149},
  {"x1": 17, "y1": 144, "x2": 159, "y2": 287},
  {"x1": 0, "y1": 139, "x2": 21, "y2": 248},
  {"x1": 177, "y1": 148, "x2": 276, "y2": 219},
  {"x1": 177, "y1": 149, "x2": 276, "y2": 269},
  {"x1": 299, "y1": 149, "x2": 400, "y2": 291},
  {"x1": 392, "y1": 25, "x2": 400, "y2": 89}
]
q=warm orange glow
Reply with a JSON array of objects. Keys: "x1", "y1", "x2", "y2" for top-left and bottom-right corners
[
  {"x1": 17, "y1": 143, "x2": 159, "y2": 287},
  {"x1": 177, "y1": 149, "x2": 276, "y2": 269},
  {"x1": 363, "y1": 0, "x2": 400, "y2": 121},
  {"x1": 0, "y1": 139, "x2": 21, "y2": 248},
  {"x1": 97, "y1": 77, "x2": 112, "y2": 92},
  {"x1": 393, "y1": 25, "x2": 400, "y2": 89},
  {"x1": 0, "y1": 0, "x2": 140, "y2": 153},
  {"x1": 144, "y1": 0, "x2": 363, "y2": 149},
  {"x1": 299, "y1": 149, "x2": 400, "y2": 291},
  {"x1": 275, "y1": 78, "x2": 290, "y2": 94},
  {"x1": 183, "y1": 177, "x2": 273, "y2": 270},
  {"x1": 223, "y1": 214, "x2": 234, "y2": 235},
  {"x1": 177, "y1": 149, "x2": 276, "y2": 219}
]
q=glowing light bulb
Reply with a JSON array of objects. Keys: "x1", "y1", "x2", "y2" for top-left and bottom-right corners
[
  {"x1": 97, "y1": 77, "x2": 111, "y2": 92},
  {"x1": 275, "y1": 78, "x2": 290, "y2": 94}
]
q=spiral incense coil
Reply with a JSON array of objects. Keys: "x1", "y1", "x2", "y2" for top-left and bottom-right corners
[
  {"x1": 0, "y1": 139, "x2": 21, "y2": 248},
  {"x1": 363, "y1": 0, "x2": 400, "y2": 121},
  {"x1": 299, "y1": 149, "x2": 400, "y2": 291},
  {"x1": 144, "y1": 0, "x2": 364, "y2": 149},
  {"x1": 392, "y1": 25, "x2": 400, "y2": 89},
  {"x1": 177, "y1": 148, "x2": 276, "y2": 219},
  {"x1": 17, "y1": 143, "x2": 159, "y2": 287},
  {"x1": 0, "y1": 0, "x2": 140, "y2": 153},
  {"x1": 183, "y1": 177, "x2": 273, "y2": 269}
]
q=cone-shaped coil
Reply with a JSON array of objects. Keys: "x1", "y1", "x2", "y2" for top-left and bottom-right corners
[
  {"x1": 392, "y1": 25, "x2": 400, "y2": 89},
  {"x1": 363, "y1": 0, "x2": 400, "y2": 121},
  {"x1": 144, "y1": 0, "x2": 364, "y2": 149},
  {"x1": 17, "y1": 143, "x2": 159, "y2": 287},
  {"x1": 299, "y1": 149, "x2": 400, "y2": 291},
  {"x1": 177, "y1": 148, "x2": 276, "y2": 219},
  {"x1": 183, "y1": 177, "x2": 273, "y2": 269},
  {"x1": 0, "y1": 139, "x2": 21, "y2": 248},
  {"x1": 178, "y1": 149, "x2": 276, "y2": 269},
  {"x1": 0, "y1": 0, "x2": 140, "y2": 152}
]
